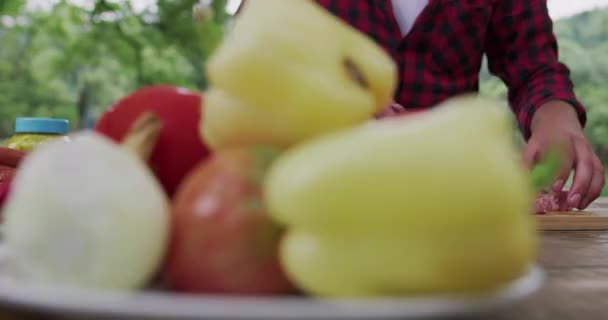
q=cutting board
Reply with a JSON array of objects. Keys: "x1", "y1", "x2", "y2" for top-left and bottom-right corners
[{"x1": 537, "y1": 198, "x2": 608, "y2": 231}]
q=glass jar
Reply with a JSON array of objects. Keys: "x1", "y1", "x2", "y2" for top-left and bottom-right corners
[{"x1": 5, "y1": 118, "x2": 70, "y2": 152}]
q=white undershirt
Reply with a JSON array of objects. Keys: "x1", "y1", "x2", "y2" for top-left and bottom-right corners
[{"x1": 391, "y1": 0, "x2": 429, "y2": 36}]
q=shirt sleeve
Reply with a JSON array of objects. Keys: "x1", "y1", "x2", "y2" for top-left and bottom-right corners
[{"x1": 484, "y1": 0, "x2": 586, "y2": 140}]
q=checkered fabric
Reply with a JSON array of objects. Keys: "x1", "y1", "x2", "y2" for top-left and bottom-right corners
[{"x1": 314, "y1": 0, "x2": 586, "y2": 139}]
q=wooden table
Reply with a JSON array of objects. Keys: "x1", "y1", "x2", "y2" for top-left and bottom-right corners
[
  {"x1": 487, "y1": 197, "x2": 608, "y2": 319},
  {"x1": 488, "y1": 230, "x2": 608, "y2": 320},
  {"x1": 2, "y1": 201, "x2": 608, "y2": 319}
]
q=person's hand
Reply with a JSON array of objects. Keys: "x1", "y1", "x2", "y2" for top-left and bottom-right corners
[
  {"x1": 374, "y1": 102, "x2": 408, "y2": 118},
  {"x1": 523, "y1": 100, "x2": 605, "y2": 209},
  {"x1": 374, "y1": 102, "x2": 428, "y2": 119}
]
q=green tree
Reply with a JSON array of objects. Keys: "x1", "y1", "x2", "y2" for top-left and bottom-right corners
[{"x1": 0, "y1": 0, "x2": 230, "y2": 135}]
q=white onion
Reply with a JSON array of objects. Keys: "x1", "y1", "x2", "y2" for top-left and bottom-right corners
[{"x1": 2, "y1": 132, "x2": 169, "y2": 290}]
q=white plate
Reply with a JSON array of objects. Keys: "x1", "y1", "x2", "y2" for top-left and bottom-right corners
[{"x1": 0, "y1": 265, "x2": 544, "y2": 320}]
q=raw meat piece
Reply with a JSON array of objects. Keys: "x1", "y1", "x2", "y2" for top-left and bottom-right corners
[{"x1": 535, "y1": 190, "x2": 572, "y2": 213}]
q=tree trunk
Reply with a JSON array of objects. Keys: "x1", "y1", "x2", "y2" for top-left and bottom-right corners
[{"x1": 76, "y1": 85, "x2": 90, "y2": 130}]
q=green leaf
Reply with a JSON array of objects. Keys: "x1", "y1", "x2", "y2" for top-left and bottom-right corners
[{"x1": 530, "y1": 148, "x2": 562, "y2": 192}]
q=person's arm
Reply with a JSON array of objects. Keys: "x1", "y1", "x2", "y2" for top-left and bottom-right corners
[
  {"x1": 485, "y1": 0, "x2": 585, "y2": 139},
  {"x1": 485, "y1": 0, "x2": 604, "y2": 209}
]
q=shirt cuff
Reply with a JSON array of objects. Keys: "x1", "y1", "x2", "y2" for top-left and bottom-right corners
[{"x1": 516, "y1": 92, "x2": 587, "y2": 140}]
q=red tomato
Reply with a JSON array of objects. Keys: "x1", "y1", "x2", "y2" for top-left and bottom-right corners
[
  {"x1": 163, "y1": 147, "x2": 296, "y2": 295},
  {"x1": 95, "y1": 85, "x2": 210, "y2": 197}
]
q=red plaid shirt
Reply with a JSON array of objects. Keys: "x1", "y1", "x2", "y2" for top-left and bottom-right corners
[{"x1": 314, "y1": 0, "x2": 586, "y2": 139}]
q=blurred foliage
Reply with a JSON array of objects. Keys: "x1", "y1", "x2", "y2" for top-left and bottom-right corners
[
  {"x1": 0, "y1": 0, "x2": 23, "y2": 15},
  {"x1": 0, "y1": 0, "x2": 229, "y2": 132}
]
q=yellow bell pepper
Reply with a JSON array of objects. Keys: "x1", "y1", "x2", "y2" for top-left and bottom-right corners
[
  {"x1": 201, "y1": 0, "x2": 397, "y2": 150},
  {"x1": 264, "y1": 96, "x2": 538, "y2": 297}
]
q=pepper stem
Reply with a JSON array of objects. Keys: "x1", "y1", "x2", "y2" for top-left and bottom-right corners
[{"x1": 121, "y1": 112, "x2": 162, "y2": 162}]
